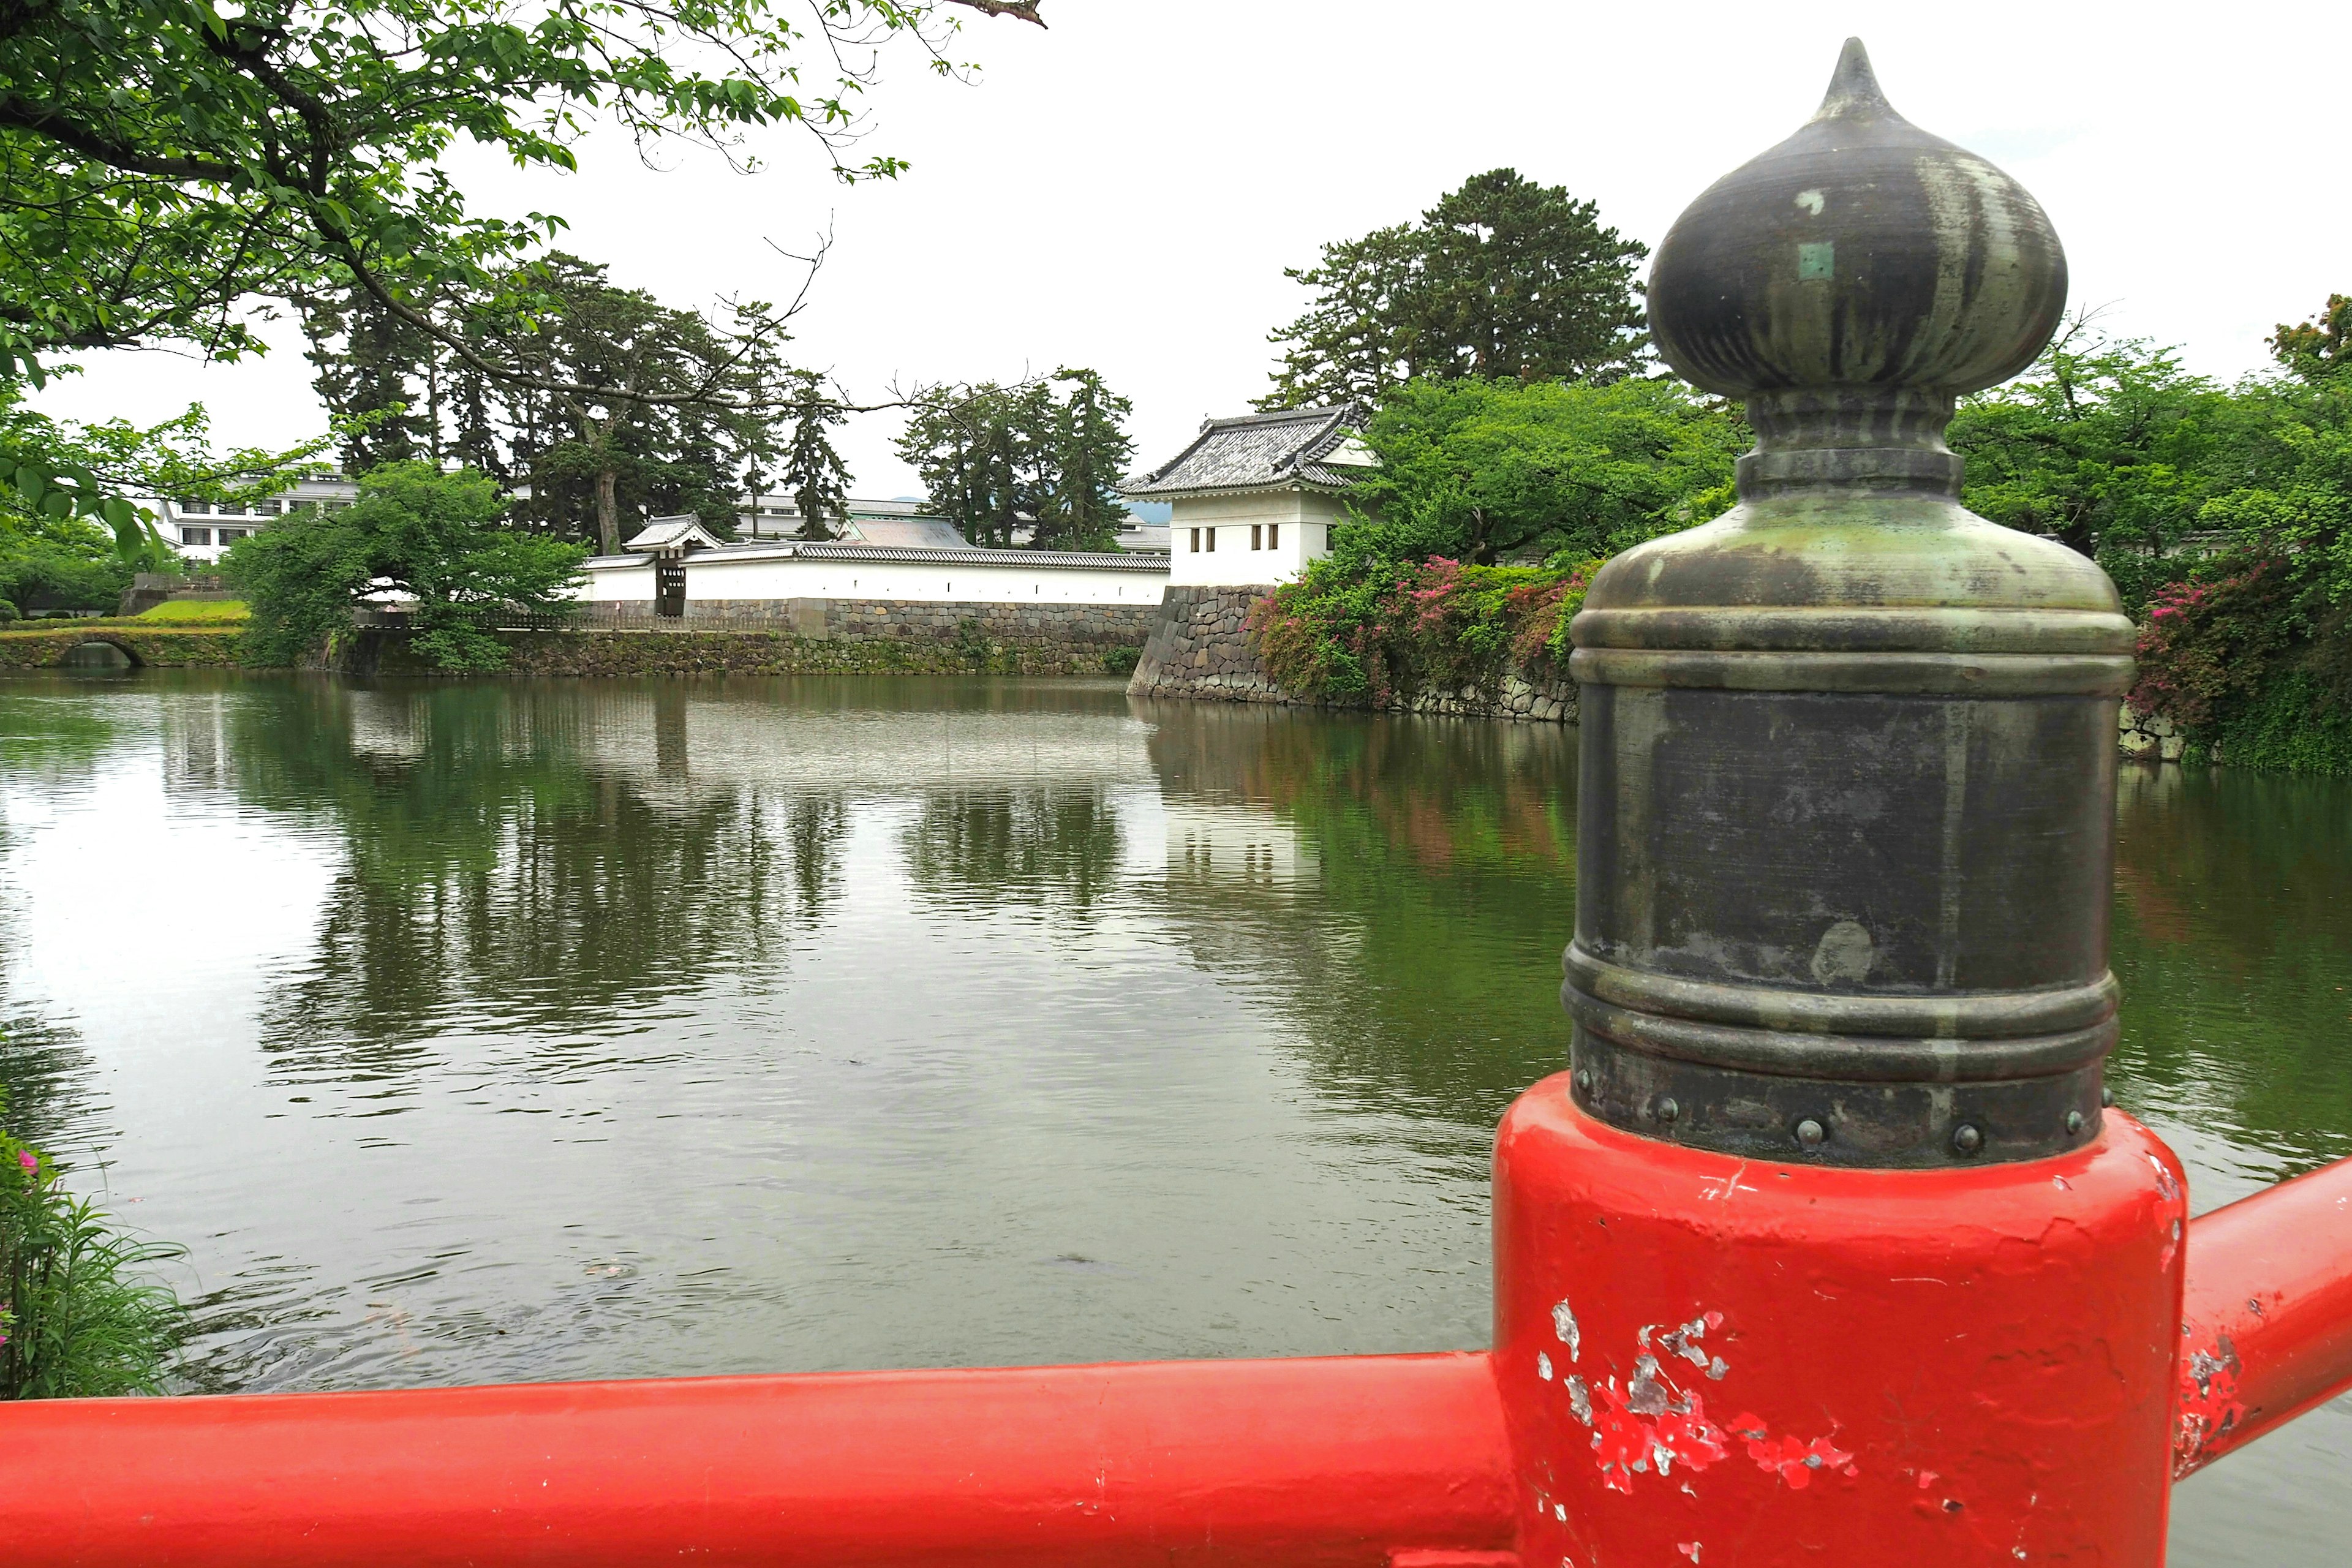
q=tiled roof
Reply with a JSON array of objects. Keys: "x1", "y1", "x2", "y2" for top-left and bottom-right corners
[
  {"x1": 624, "y1": 516, "x2": 727, "y2": 552},
  {"x1": 1123, "y1": 403, "x2": 1366, "y2": 497}
]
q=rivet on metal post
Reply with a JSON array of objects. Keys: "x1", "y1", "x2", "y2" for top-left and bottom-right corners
[{"x1": 1561, "y1": 37, "x2": 2131, "y2": 1168}]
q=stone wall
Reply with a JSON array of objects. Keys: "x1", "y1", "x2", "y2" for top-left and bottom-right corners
[
  {"x1": 330, "y1": 596, "x2": 1155, "y2": 677},
  {"x1": 0, "y1": 626, "x2": 245, "y2": 670},
  {"x1": 1126, "y1": 584, "x2": 1580, "y2": 723},
  {"x1": 351, "y1": 626, "x2": 1137, "y2": 679},
  {"x1": 2119, "y1": 704, "x2": 2186, "y2": 761},
  {"x1": 560, "y1": 597, "x2": 1153, "y2": 652}
]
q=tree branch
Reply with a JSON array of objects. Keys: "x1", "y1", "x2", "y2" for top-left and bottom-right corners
[
  {"x1": 0, "y1": 94, "x2": 244, "y2": 183},
  {"x1": 945, "y1": 0, "x2": 1046, "y2": 26}
]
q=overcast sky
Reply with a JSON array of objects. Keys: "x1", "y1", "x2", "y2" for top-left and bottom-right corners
[{"x1": 32, "y1": 1, "x2": 2347, "y2": 499}]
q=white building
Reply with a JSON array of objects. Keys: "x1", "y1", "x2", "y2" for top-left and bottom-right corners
[
  {"x1": 1122, "y1": 404, "x2": 1374, "y2": 587},
  {"x1": 160, "y1": 474, "x2": 360, "y2": 560}
]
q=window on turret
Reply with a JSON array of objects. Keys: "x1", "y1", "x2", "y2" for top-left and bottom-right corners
[
  {"x1": 1268, "y1": 523, "x2": 1280, "y2": 550},
  {"x1": 1251, "y1": 525, "x2": 1262, "y2": 550},
  {"x1": 1206, "y1": 527, "x2": 1216, "y2": 552}
]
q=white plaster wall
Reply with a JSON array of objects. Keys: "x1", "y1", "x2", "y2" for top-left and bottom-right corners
[
  {"x1": 576, "y1": 549, "x2": 1165, "y2": 605},
  {"x1": 1167, "y1": 490, "x2": 1341, "y2": 586},
  {"x1": 582, "y1": 560, "x2": 658, "y2": 601}
]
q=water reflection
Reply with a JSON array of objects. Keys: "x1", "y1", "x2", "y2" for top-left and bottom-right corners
[
  {"x1": 903, "y1": 787, "x2": 1126, "y2": 917},
  {"x1": 1144, "y1": 701, "x2": 1575, "y2": 1136},
  {"x1": 0, "y1": 673, "x2": 2340, "y2": 1562},
  {"x1": 2109, "y1": 763, "x2": 2352, "y2": 1194}
]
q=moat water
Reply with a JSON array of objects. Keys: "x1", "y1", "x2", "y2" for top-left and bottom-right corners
[{"x1": 1, "y1": 671, "x2": 2342, "y2": 1561}]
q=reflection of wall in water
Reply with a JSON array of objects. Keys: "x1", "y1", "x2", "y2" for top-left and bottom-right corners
[{"x1": 1166, "y1": 803, "x2": 1314, "y2": 895}]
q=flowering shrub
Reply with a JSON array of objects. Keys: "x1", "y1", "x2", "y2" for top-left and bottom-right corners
[
  {"x1": 2124, "y1": 554, "x2": 2352, "y2": 772},
  {"x1": 1246, "y1": 554, "x2": 1602, "y2": 704},
  {"x1": 2, "y1": 1088, "x2": 182, "y2": 1398},
  {"x1": 2126, "y1": 564, "x2": 2300, "y2": 734}
]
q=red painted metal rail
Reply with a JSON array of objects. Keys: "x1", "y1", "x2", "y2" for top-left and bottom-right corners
[
  {"x1": 4, "y1": 1353, "x2": 1515, "y2": 1567},
  {"x1": 7, "y1": 1131, "x2": 2348, "y2": 1564},
  {"x1": 2174, "y1": 1154, "x2": 2352, "y2": 1478}
]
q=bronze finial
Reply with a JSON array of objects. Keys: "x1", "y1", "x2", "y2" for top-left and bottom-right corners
[{"x1": 1564, "y1": 42, "x2": 2132, "y2": 1167}]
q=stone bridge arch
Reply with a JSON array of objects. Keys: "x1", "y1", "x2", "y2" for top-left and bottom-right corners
[{"x1": 55, "y1": 631, "x2": 145, "y2": 668}]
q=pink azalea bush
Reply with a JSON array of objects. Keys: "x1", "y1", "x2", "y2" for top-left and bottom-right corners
[{"x1": 1246, "y1": 554, "x2": 1604, "y2": 706}]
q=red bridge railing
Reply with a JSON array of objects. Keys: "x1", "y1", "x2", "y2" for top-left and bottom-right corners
[
  {"x1": 9, "y1": 1110, "x2": 2349, "y2": 1566},
  {"x1": 13, "y1": 39, "x2": 2352, "y2": 1568}
]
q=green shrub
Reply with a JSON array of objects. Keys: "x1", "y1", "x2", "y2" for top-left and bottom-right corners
[
  {"x1": 1246, "y1": 553, "x2": 1600, "y2": 704},
  {"x1": 0, "y1": 598, "x2": 15, "y2": 622},
  {"x1": 2207, "y1": 670, "x2": 2352, "y2": 774},
  {"x1": 951, "y1": 617, "x2": 996, "y2": 671},
  {"x1": 1100, "y1": 645, "x2": 1141, "y2": 677},
  {"x1": 2, "y1": 1093, "x2": 183, "y2": 1398}
]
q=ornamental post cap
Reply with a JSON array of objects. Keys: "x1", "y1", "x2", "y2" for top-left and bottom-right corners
[{"x1": 1648, "y1": 37, "x2": 2068, "y2": 401}]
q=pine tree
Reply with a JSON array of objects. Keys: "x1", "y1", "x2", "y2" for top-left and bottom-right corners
[
  {"x1": 901, "y1": 373, "x2": 1134, "y2": 550},
  {"x1": 782, "y1": 371, "x2": 853, "y2": 539},
  {"x1": 1037, "y1": 368, "x2": 1134, "y2": 551},
  {"x1": 1261, "y1": 168, "x2": 1649, "y2": 410}
]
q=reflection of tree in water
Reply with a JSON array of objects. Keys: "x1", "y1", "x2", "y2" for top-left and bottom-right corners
[
  {"x1": 1141, "y1": 700, "x2": 1577, "y2": 1139},
  {"x1": 0, "y1": 1012, "x2": 102, "y2": 1161},
  {"x1": 201, "y1": 680, "x2": 851, "y2": 1079},
  {"x1": 900, "y1": 785, "x2": 1125, "y2": 916},
  {"x1": 2110, "y1": 764, "x2": 2352, "y2": 1172},
  {"x1": 0, "y1": 677, "x2": 143, "y2": 790},
  {"x1": 0, "y1": 684, "x2": 134, "y2": 1154}
]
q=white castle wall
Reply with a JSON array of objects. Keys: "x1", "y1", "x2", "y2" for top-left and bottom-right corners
[{"x1": 576, "y1": 546, "x2": 1167, "y2": 606}]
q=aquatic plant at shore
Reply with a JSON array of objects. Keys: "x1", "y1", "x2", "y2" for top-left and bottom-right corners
[{"x1": 1, "y1": 1088, "x2": 183, "y2": 1398}]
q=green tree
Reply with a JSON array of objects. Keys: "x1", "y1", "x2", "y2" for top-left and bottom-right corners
[
  {"x1": 899, "y1": 372, "x2": 1133, "y2": 549},
  {"x1": 2059, "y1": 296, "x2": 2352, "y2": 766},
  {"x1": 226, "y1": 463, "x2": 587, "y2": 671},
  {"x1": 1261, "y1": 170, "x2": 1649, "y2": 410},
  {"x1": 782, "y1": 371, "x2": 853, "y2": 538},
  {"x1": 899, "y1": 379, "x2": 1049, "y2": 548},
  {"x1": 2269, "y1": 293, "x2": 2352, "y2": 384},
  {"x1": 413, "y1": 256, "x2": 792, "y2": 552},
  {"x1": 0, "y1": 1, "x2": 1028, "y2": 372},
  {"x1": 1948, "y1": 320, "x2": 2254, "y2": 581},
  {"x1": 0, "y1": 0, "x2": 1034, "y2": 537},
  {"x1": 1346, "y1": 377, "x2": 1741, "y2": 565},
  {"x1": 1036, "y1": 368, "x2": 1132, "y2": 551}
]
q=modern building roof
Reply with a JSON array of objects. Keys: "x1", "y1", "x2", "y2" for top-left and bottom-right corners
[
  {"x1": 843, "y1": 516, "x2": 972, "y2": 549},
  {"x1": 1123, "y1": 403, "x2": 1370, "y2": 499}
]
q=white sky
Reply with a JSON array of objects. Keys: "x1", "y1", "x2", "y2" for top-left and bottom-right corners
[{"x1": 31, "y1": 0, "x2": 2348, "y2": 499}]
